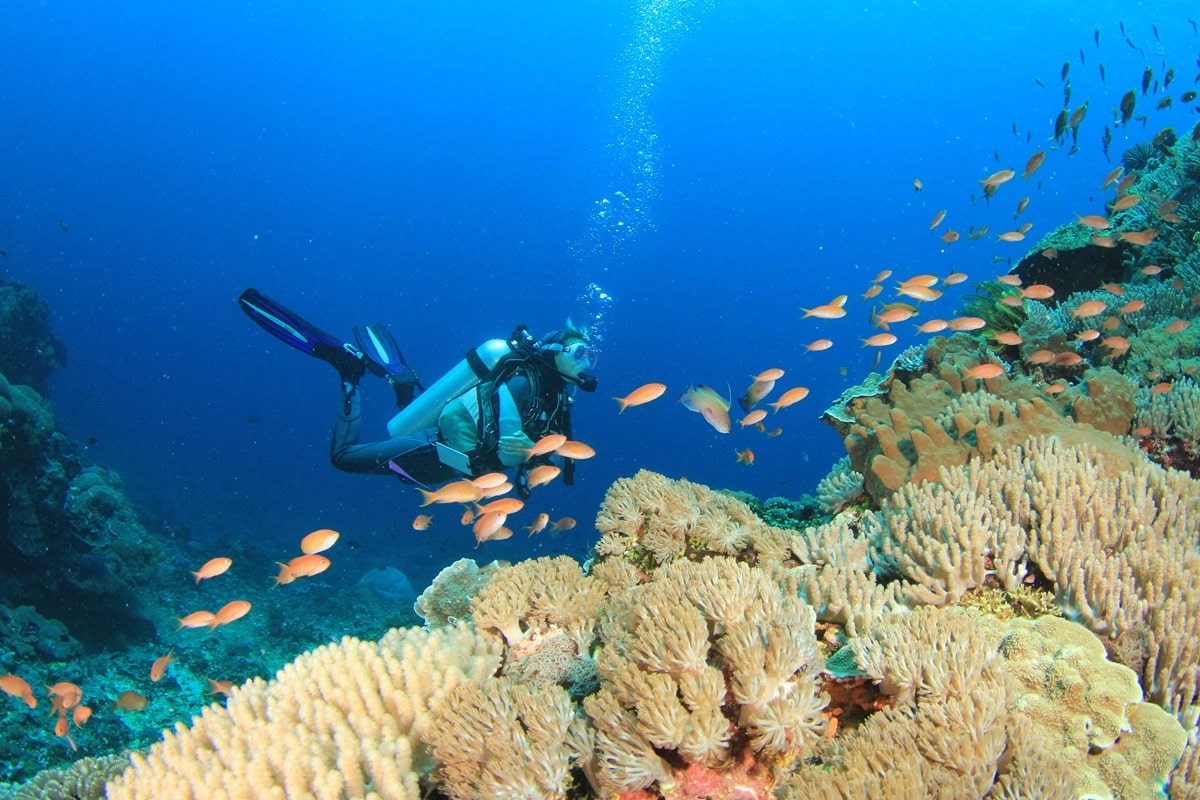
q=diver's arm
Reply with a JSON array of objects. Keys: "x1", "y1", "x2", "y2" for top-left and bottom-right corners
[{"x1": 496, "y1": 380, "x2": 534, "y2": 467}]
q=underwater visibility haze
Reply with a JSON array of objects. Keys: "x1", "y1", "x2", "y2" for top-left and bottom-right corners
[{"x1": 3, "y1": 0, "x2": 1200, "y2": 796}]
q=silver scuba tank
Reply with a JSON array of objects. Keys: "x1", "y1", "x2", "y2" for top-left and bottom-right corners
[{"x1": 386, "y1": 338, "x2": 515, "y2": 438}]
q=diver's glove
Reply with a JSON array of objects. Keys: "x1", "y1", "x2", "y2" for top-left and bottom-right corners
[{"x1": 497, "y1": 432, "x2": 536, "y2": 468}]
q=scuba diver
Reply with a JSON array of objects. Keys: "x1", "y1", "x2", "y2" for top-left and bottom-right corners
[{"x1": 237, "y1": 289, "x2": 598, "y2": 498}]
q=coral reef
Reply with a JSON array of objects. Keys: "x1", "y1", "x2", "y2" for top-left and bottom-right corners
[{"x1": 0, "y1": 280, "x2": 66, "y2": 395}]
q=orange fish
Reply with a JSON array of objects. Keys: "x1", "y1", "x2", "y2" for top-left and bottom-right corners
[
  {"x1": 1075, "y1": 330, "x2": 1101, "y2": 342},
  {"x1": 896, "y1": 285, "x2": 943, "y2": 302},
  {"x1": 525, "y1": 464, "x2": 562, "y2": 489},
  {"x1": 272, "y1": 562, "x2": 296, "y2": 587},
  {"x1": 1109, "y1": 194, "x2": 1142, "y2": 212},
  {"x1": 996, "y1": 275, "x2": 1023, "y2": 287},
  {"x1": 1014, "y1": 197, "x2": 1030, "y2": 218},
  {"x1": 740, "y1": 409, "x2": 769, "y2": 428},
  {"x1": 873, "y1": 270, "x2": 893, "y2": 283},
  {"x1": 284, "y1": 554, "x2": 331, "y2": 578},
  {"x1": 112, "y1": 690, "x2": 148, "y2": 712},
  {"x1": 1101, "y1": 316, "x2": 1123, "y2": 332},
  {"x1": 679, "y1": 385, "x2": 732, "y2": 433},
  {"x1": 525, "y1": 513, "x2": 550, "y2": 536},
  {"x1": 150, "y1": 649, "x2": 175, "y2": 683},
  {"x1": 996, "y1": 231, "x2": 1026, "y2": 242},
  {"x1": 1102, "y1": 337, "x2": 1131, "y2": 356},
  {"x1": 804, "y1": 339, "x2": 834, "y2": 352},
  {"x1": 1151, "y1": 382, "x2": 1172, "y2": 394},
  {"x1": 474, "y1": 498, "x2": 525, "y2": 516},
  {"x1": 965, "y1": 364, "x2": 1005, "y2": 380},
  {"x1": 999, "y1": 296, "x2": 1025, "y2": 308},
  {"x1": 873, "y1": 307, "x2": 916, "y2": 326},
  {"x1": 0, "y1": 674, "x2": 36, "y2": 709},
  {"x1": 46, "y1": 682, "x2": 82, "y2": 710},
  {"x1": 751, "y1": 368, "x2": 785, "y2": 382},
  {"x1": 898, "y1": 275, "x2": 939, "y2": 288},
  {"x1": 1041, "y1": 248, "x2": 1058, "y2": 259},
  {"x1": 861, "y1": 284, "x2": 883, "y2": 300},
  {"x1": 418, "y1": 480, "x2": 484, "y2": 507},
  {"x1": 1076, "y1": 214, "x2": 1110, "y2": 229},
  {"x1": 1071, "y1": 300, "x2": 1108, "y2": 318},
  {"x1": 210, "y1": 600, "x2": 252, "y2": 629},
  {"x1": 940, "y1": 229, "x2": 960, "y2": 244},
  {"x1": 929, "y1": 209, "x2": 947, "y2": 230},
  {"x1": 473, "y1": 511, "x2": 508, "y2": 546},
  {"x1": 525, "y1": 433, "x2": 568, "y2": 458},
  {"x1": 767, "y1": 428, "x2": 783, "y2": 437},
  {"x1": 191, "y1": 557, "x2": 232, "y2": 584},
  {"x1": 1164, "y1": 320, "x2": 1189, "y2": 334},
  {"x1": 948, "y1": 317, "x2": 987, "y2": 332},
  {"x1": 800, "y1": 294, "x2": 849, "y2": 320},
  {"x1": 471, "y1": 472, "x2": 509, "y2": 490},
  {"x1": 1054, "y1": 352, "x2": 1084, "y2": 366},
  {"x1": 300, "y1": 528, "x2": 340, "y2": 555},
  {"x1": 1017, "y1": 222, "x2": 1034, "y2": 235},
  {"x1": 71, "y1": 704, "x2": 92, "y2": 728},
  {"x1": 550, "y1": 517, "x2": 577, "y2": 532},
  {"x1": 1091, "y1": 235, "x2": 1117, "y2": 248},
  {"x1": 205, "y1": 678, "x2": 235, "y2": 697},
  {"x1": 1025, "y1": 350, "x2": 1057, "y2": 365},
  {"x1": 915, "y1": 319, "x2": 949, "y2": 333},
  {"x1": 54, "y1": 713, "x2": 73, "y2": 749},
  {"x1": 769, "y1": 387, "x2": 810, "y2": 413},
  {"x1": 1140, "y1": 265, "x2": 1163, "y2": 276},
  {"x1": 613, "y1": 383, "x2": 667, "y2": 413},
  {"x1": 555, "y1": 440, "x2": 596, "y2": 460},
  {"x1": 1044, "y1": 382, "x2": 1068, "y2": 396},
  {"x1": 479, "y1": 481, "x2": 513, "y2": 498},
  {"x1": 1119, "y1": 229, "x2": 1159, "y2": 246},
  {"x1": 861, "y1": 333, "x2": 898, "y2": 347},
  {"x1": 992, "y1": 332, "x2": 1023, "y2": 346},
  {"x1": 1101, "y1": 283, "x2": 1125, "y2": 296},
  {"x1": 1119, "y1": 300, "x2": 1146, "y2": 314},
  {"x1": 943, "y1": 272, "x2": 968, "y2": 286},
  {"x1": 411, "y1": 514, "x2": 433, "y2": 531},
  {"x1": 1022, "y1": 151, "x2": 1046, "y2": 179},
  {"x1": 175, "y1": 610, "x2": 216, "y2": 630},
  {"x1": 1020, "y1": 284, "x2": 1055, "y2": 300},
  {"x1": 735, "y1": 448, "x2": 755, "y2": 466},
  {"x1": 1133, "y1": 426, "x2": 1153, "y2": 438}
]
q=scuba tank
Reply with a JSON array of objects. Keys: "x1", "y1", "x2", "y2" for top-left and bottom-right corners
[{"x1": 386, "y1": 338, "x2": 515, "y2": 438}]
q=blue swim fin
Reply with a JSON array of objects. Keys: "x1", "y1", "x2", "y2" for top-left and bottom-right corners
[{"x1": 238, "y1": 288, "x2": 366, "y2": 381}]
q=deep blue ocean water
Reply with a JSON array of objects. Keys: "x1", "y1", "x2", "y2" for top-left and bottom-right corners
[{"x1": 2, "y1": 0, "x2": 1198, "y2": 592}]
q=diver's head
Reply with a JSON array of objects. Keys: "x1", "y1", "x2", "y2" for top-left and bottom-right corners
[{"x1": 541, "y1": 319, "x2": 598, "y2": 391}]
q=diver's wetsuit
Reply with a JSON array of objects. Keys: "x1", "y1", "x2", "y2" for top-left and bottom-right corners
[{"x1": 329, "y1": 375, "x2": 538, "y2": 485}]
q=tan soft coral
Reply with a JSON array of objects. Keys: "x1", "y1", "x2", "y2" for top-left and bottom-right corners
[{"x1": 105, "y1": 625, "x2": 502, "y2": 800}]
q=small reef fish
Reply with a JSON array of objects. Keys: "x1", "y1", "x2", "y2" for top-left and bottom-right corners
[
  {"x1": 176, "y1": 611, "x2": 216, "y2": 630},
  {"x1": 112, "y1": 691, "x2": 148, "y2": 712},
  {"x1": 210, "y1": 600, "x2": 252, "y2": 628},
  {"x1": 555, "y1": 440, "x2": 596, "y2": 460},
  {"x1": 205, "y1": 678, "x2": 235, "y2": 697},
  {"x1": 751, "y1": 368, "x2": 785, "y2": 382},
  {"x1": 525, "y1": 433, "x2": 567, "y2": 458},
  {"x1": 804, "y1": 339, "x2": 834, "y2": 352},
  {"x1": 471, "y1": 472, "x2": 509, "y2": 490},
  {"x1": 1020, "y1": 285, "x2": 1056, "y2": 300},
  {"x1": 992, "y1": 332, "x2": 1024, "y2": 346},
  {"x1": 979, "y1": 169, "x2": 1016, "y2": 188},
  {"x1": 1164, "y1": 320, "x2": 1189, "y2": 334},
  {"x1": 192, "y1": 557, "x2": 232, "y2": 584},
  {"x1": 948, "y1": 317, "x2": 987, "y2": 332},
  {"x1": 735, "y1": 448, "x2": 755, "y2": 466},
  {"x1": 150, "y1": 650, "x2": 175, "y2": 683},
  {"x1": 525, "y1": 513, "x2": 550, "y2": 536},
  {"x1": 1076, "y1": 214, "x2": 1110, "y2": 229},
  {"x1": 679, "y1": 385, "x2": 732, "y2": 433},
  {"x1": 300, "y1": 529, "x2": 339, "y2": 555},
  {"x1": 282, "y1": 554, "x2": 331, "y2": 578},
  {"x1": 550, "y1": 517, "x2": 577, "y2": 532},
  {"x1": 46, "y1": 682, "x2": 82, "y2": 710},
  {"x1": 613, "y1": 383, "x2": 667, "y2": 413},
  {"x1": 418, "y1": 480, "x2": 484, "y2": 507},
  {"x1": 965, "y1": 364, "x2": 1005, "y2": 380},
  {"x1": 861, "y1": 333, "x2": 898, "y2": 348},
  {"x1": 739, "y1": 378, "x2": 776, "y2": 411},
  {"x1": 473, "y1": 511, "x2": 507, "y2": 546},
  {"x1": 1072, "y1": 300, "x2": 1108, "y2": 318},
  {"x1": 474, "y1": 498, "x2": 525, "y2": 516},
  {"x1": 1022, "y1": 151, "x2": 1046, "y2": 179},
  {"x1": 769, "y1": 386, "x2": 810, "y2": 413},
  {"x1": 929, "y1": 209, "x2": 947, "y2": 230},
  {"x1": 740, "y1": 409, "x2": 768, "y2": 428},
  {"x1": 916, "y1": 320, "x2": 950, "y2": 334},
  {"x1": 525, "y1": 464, "x2": 562, "y2": 489},
  {"x1": 800, "y1": 294, "x2": 849, "y2": 320},
  {"x1": 411, "y1": 514, "x2": 433, "y2": 531},
  {"x1": 0, "y1": 674, "x2": 36, "y2": 708}
]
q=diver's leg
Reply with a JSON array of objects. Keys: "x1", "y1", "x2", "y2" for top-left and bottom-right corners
[{"x1": 329, "y1": 384, "x2": 438, "y2": 476}]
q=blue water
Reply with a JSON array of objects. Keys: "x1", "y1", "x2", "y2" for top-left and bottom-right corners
[{"x1": 2, "y1": 1, "x2": 1198, "y2": 590}]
